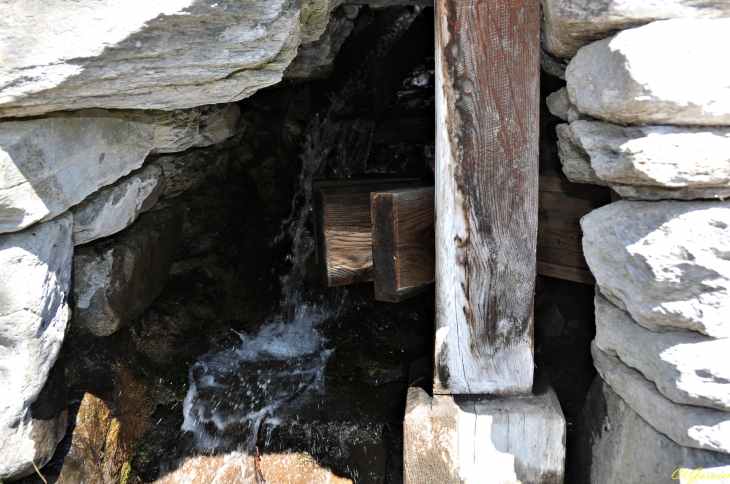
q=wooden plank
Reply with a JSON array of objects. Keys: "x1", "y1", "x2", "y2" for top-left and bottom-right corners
[
  {"x1": 539, "y1": 190, "x2": 610, "y2": 214},
  {"x1": 314, "y1": 181, "x2": 421, "y2": 287},
  {"x1": 536, "y1": 244, "x2": 589, "y2": 270},
  {"x1": 539, "y1": 173, "x2": 609, "y2": 195},
  {"x1": 371, "y1": 186, "x2": 435, "y2": 303},
  {"x1": 434, "y1": 0, "x2": 540, "y2": 395},
  {"x1": 538, "y1": 226, "x2": 583, "y2": 251},
  {"x1": 312, "y1": 177, "x2": 420, "y2": 264},
  {"x1": 536, "y1": 262, "x2": 596, "y2": 285}
]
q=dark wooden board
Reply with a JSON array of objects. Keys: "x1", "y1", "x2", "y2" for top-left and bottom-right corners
[
  {"x1": 371, "y1": 186, "x2": 435, "y2": 302},
  {"x1": 434, "y1": 0, "x2": 541, "y2": 395},
  {"x1": 536, "y1": 174, "x2": 611, "y2": 285},
  {"x1": 314, "y1": 180, "x2": 422, "y2": 287}
]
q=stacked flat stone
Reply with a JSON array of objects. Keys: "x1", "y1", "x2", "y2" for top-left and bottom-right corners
[
  {"x1": 543, "y1": 2, "x2": 730, "y2": 482},
  {"x1": 0, "y1": 1, "x2": 352, "y2": 480}
]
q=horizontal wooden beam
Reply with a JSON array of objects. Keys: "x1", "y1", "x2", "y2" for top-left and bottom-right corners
[{"x1": 371, "y1": 186, "x2": 435, "y2": 302}]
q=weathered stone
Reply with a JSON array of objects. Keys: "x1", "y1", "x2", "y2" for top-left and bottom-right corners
[
  {"x1": 592, "y1": 343, "x2": 730, "y2": 454},
  {"x1": 555, "y1": 123, "x2": 605, "y2": 185},
  {"x1": 572, "y1": 375, "x2": 730, "y2": 484},
  {"x1": 404, "y1": 377, "x2": 565, "y2": 483},
  {"x1": 612, "y1": 185, "x2": 730, "y2": 201},
  {"x1": 567, "y1": 19, "x2": 730, "y2": 126},
  {"x1": 0, "y1": 106, "x2": 240, "y2": 234},
  {"x1": 285, "y1": 4, "x2": 356, "y2": 80},
  {"x1": 570, "y1": 121, "x2": 730, "y2": 191},
  {"x1": 149, "y1": 104, "x2": 242, "y2": 155},
  {"x1": 581, "y1": 200, "x2": 730, "y2": 338},
  {"x1": 153, "y1": 149, "x2": 230, "y2": 199},
  {"x1": 74, "y1": 205, "x2": 183, "y2": 337},
  {"x1": 542, "y1": 0, "x2": 730, "y2": 59},
  {"x1": 0, "y1": 0, "x2": 338, "y2": 117},
  {"x1": 595, "y1": 291, "x2": 730, "y2": 411},
  {"x1": 71, "y1": 164, "x2": 165, "y2": 246},
  {"x1": 546, "y1": 88, "x2": 571, "y2": 121},
  {"x1": 0, "y1": 214, "x2": 73, "y2": 481}
]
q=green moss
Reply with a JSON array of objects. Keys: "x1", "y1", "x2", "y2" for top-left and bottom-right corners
[{"x1": 119, "y1": 457, "x2": 132, "y2": 484}]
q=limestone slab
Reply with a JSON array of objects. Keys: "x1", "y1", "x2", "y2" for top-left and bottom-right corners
[
  {"x1": 573, "y1": 375, "x2": 730, "y2": 484},
  {"x1": 71, "y1": 164, "x2": 165, "y2": 246},
  {"x1": 74, "y1": 205, "x2": 183, "y2": 337},
  {"x1": 592, "y1": 344, "x2": 730, "y2": 454},
  {"x1": 556, "y1": 123, "x2": 605, "y2": 185},
  {"x1": 149, "y1": 103, "x2": 242, "y2": 155},
  {"x1": 570, "y1": 121, "x2": 730, "y2": 191},
  {"x1": 595, "y1": 291, "x2": 730, "y2": 411},
  {"x1": 0, "y1": 214, "x2": 73, "y2": 481},
  {"x1": 567, "y1": 19, "x2": 730, "y2": 126},
  {"x1": 581, "y1": 200, "x2": 730, "y2": 338},
  {"x1": 542, "y1": 0, "x2": 730, "y2": 59},
  {"x1": 612, "y1": 185, "x2": 730, "y2": 201},
  {"x1": 0, "y1": 0, "x2": 337, "y2": 117},
  {"x1": 404, "y1": 379, "x2": 566, "y2": 483}
]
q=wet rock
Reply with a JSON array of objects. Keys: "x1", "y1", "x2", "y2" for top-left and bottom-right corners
[
  {"x1": 542, "y1": 0, "x2": 730, "y2": 59},
  {"x1": 595, "y1": 291, "x2": 730, "y2": 411},
  {"x1": 153, "y1": 149, "x2": 231, "y2": 199},
  {"x1": 567, "y1": 19, "x2": 730, "y2": 126},
  {"x1": 572, "y1": 375, "x2": 730, "y2": 484},
  {"x1": 71, "y1": 164, "x2": 165, "y2": 245},
  {"x1": 74, "y1": 205, "x2": 184, "y2": 337},
  {"x1": 592, "y1": 343, "x2": 730, "y2": 454},
  {"x1": 0, "y1": 0, "x2": 339, "y2": 117},
  {"x1": 0, "y1": 106, "x2": 240, "y2": 234},
  {"x1": 358, "y1": 354, "x2": 407, "y2": 387},
  {"x1": 0, "y1": 214, "x2": 72, "y2": 482},
  {"x1": 581, "y1": 200, "x2": 730, "y2": 338},
  {"x1": 555, "y1": 123, "x2": 604, "y2": 185},
  {"x1": 569, "y1": 121, "x2": 730, "y2": 196}
]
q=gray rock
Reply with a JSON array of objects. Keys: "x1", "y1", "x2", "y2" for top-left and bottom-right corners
[
  {"x1": 581, "y1": 200, "x2": 730, "y2": 338},
  {"x1": 404, "y1": 373, "x2": 565, "y2": 483},
  {"x1": 592, "y1": 343, "x2": 730, "y2": 454},
  {"x1": 0, "y1": 214, "x2": 73, "y2": 481},
  {"x1": 546, "y1": 88, "x2": 571, "y2": 121},
  {"x1": 0, "y1": 106, "x2": 240, "y2": 235},
  {"x1": 573, "y1": 375, "x2": 730, "y2": 484},
  {"x1": 154, "y1": 149, "x2": 230, "y2": 199},
  {"x1": 0, "y1": 0, "x2": 337, "y2": 117},
  {"x1": 71, "y1": 164, "x2": 165, "y2": 246},
  {"x1": 149, "y1": 103, "x2": 242, "y2": 155},
  {"x1": 595, "y1": 291, "x2": 730, "y2": 411},
  {"x1": 556, "y1": 123, "x2": 605, "y2": 185},
  {"x1": 542, "y1": 0, "x2": 730, "y2": 59},
  {"x1": 74, "y1": 205, "x2": 183, "y2": 337},
  {"x1": 612, "y1": 185, "x2": 730, "y2": 201},
  {"x1": 570, "y1": 121, "x2": 730, "y2": 190},
  {"x1": 285, "y1": 4, "x2": 355, "y2": 80},
  {"x1": 567, "y1": 19, "x2": 730, "y2": 126}
]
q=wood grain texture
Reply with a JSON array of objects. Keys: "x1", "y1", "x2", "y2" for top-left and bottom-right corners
[
  {"x1": 434, "y1": 0, "x2": 541, "y2": 395},
  {"x1": 372, "y1": 186, "x2": 435, "y2": 303},
  {"x1": 536, "y1": 174, "x2": 611, "y2": 285},
  {"x1": 314, "y1": 180, "x2": 421, "y2": 287}
]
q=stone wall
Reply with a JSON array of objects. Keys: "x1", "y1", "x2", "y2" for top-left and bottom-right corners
[
  {"x1": 543, "y1": 1, "x2": 730, "y2": 481},
  {"x1": 0, "y1": 1, "x2": 355, "y2": 480}
]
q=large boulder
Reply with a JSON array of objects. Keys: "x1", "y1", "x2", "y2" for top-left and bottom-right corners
[
  {"x1": 572, "y1": 375, "x2": 730, "y2": 484},
  {"x1": 0, "y1": 214, "x2": 73, "y2": 481},
  {"x1": 566, "y1": 19, "x2": 730, "y2": 126},
  {"x1": 71, "y1": 164, "x2": 165, "y2": 246},
  {"x1": 581, "y1": 200, "x2": 730, "y2": 338},
  {"x1": 595, "y1": 291, "x2": 730, "y2": 411},
  {"x1": 0, "y1": 105, "x2": 239, "y2": 235},
  {"x1": 0, "y1": 0, "x2": 340, "y2": 118},
  {"x1": 74, "y1": 205, "x2": 184, "y2": 337},
  {"x1": 592, "y1": 344, "x2": 730, "y2": 454},
  {"x1": 542, "y1": 0, "x2": 730, "y2": 59}
]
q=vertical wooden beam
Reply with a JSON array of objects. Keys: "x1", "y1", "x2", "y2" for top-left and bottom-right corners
[{"x1": 433, "y1": 0, "x2": 540, "y2": 394}]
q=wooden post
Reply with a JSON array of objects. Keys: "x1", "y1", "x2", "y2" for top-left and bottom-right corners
[
  {"x1": 434, "y1": 0, "x2": 541, "y2": 395},
  {"x1": 371, "y1": 186, "x2": 435, "y2": 302}
]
